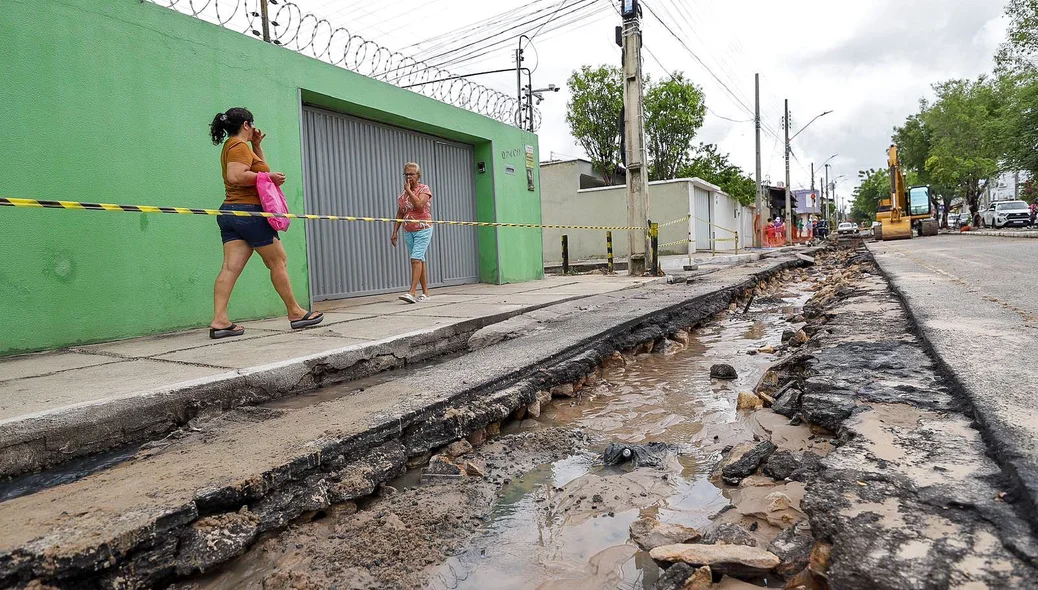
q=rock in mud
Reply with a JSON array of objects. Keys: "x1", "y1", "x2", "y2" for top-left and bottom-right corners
[
  {"x1": 736, "y1": 391, "x2": 763, "y2": 410},
  {"x1": 463, "y1": 460, "x2": 486, "y2": 477},
  {"x1": 781, "y1": 329, "x2": 796, "y2": 343},
  {"x1": 710, "y1": 364, "x2": 738, "y2": 380},
  {"x1": 791, "y1": 330, "x2": 810, "y2": 346},
  {"x1": 763, "y1": 450, "x2": 799, "y2": 481},
  {"x1": 446, "y1": 439, "x2": 474, "y2": 458},
  {"x1": 602, "y1": 442, "x2": 667, "y2": 467},
  {"x1": 467, "y1": 428, "x2": 487, "y2": 448},
  {"x1": 671, "y1": 330, "x2": 690, "y2": 345},
  {"x1": 527, "y1": 398, "x2": 542, "y2": 418},
  {"x1": 649, "y1": 543, "x2": 780, "y2": 577},
  {"x1": 767, "y1": 521, "x2": 814, "y2": 579},
  {"x1": 651, "y1": 563, "x2": 713, "y2": 590},
  {"x1": 551, "y1": 383, "x2": 576, "y2": 398},
  {"x1": 788, "y1": 452, "x2": 823, "y2": 482},
  {"x1": 629, "y1": 517, "x2": 702, "y2": 551},
  {"x1": 700, "y1": 523, "x2": 758, "y2": 547},
  {"x1": 721, "y1": 441, "x2": 777, "y2": 485},
  {"x1": 424, "y1": 455, "x2": 463, "y2": 477},
  {"x1": 175, "y1": 509, "x2": 260, "y2": 575},
  {"x1": 770, "y1": 386, "x2": 803, "y2": 418},
  {"x1": 799, "y1": 389, "x2": 855, "y2": 433}
]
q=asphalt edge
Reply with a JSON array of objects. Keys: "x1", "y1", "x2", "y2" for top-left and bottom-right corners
[
  {"x1": 865, "y1": 243, "x2": 1038, "y2": 538},
  {"x1": 0, "y1": 290, "x2": 624, "y2": 479}
]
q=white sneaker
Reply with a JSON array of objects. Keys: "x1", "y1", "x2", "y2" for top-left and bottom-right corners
[
  {"x1": 399, "y1": 293, "x2": 417, "y2": 304},
  {"x1": 418, "y1": 294, "x2": 430, "y2": 302}
]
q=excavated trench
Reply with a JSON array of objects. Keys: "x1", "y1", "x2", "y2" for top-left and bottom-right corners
[{"x1": 172, "y1": 267, "x2": 823, "y2": 590}]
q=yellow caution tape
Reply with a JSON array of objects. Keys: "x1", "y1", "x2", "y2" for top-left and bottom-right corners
[
  {"x1": 657, "y1": 214, "x2": 691, "y2": 229},
  {"x1": 0, "y1": 197, "x2": 644, "y2": 232},
  {"x1": 660, "y1": 238, "x2": 691, "y2": 248}
]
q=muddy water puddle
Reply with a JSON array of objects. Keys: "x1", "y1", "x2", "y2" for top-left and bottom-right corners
[
  {"x1": 183, "y1": 282, "x2": 816, "y2": 590},
  {"x1": 427, "y1": 292, "x2": 812, "y2": 590}
]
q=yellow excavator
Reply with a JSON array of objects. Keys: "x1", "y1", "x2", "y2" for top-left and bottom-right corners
[{"x1": 874, "y1": 144, "x2": 938, "y2": 240}]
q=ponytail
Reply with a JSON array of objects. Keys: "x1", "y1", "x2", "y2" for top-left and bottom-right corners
[{"x1": 208, "y1": 107, "x2": 254, "y2": 145}]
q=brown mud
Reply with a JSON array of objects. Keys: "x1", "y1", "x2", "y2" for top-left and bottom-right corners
[{"x1": 175, "y1": 263, "x2": 827, "y2": 590}]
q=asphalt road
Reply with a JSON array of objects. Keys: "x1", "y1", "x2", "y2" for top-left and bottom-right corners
[{"x1": 869, "y1": 235, "x2": 1038, "y2": 520}]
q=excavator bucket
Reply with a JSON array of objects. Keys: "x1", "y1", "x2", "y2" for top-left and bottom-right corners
[{"x1": 879, "y1": 218, "x2": 913, "y2": 240}]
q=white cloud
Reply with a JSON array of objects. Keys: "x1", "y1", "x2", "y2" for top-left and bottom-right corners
[{"x1": 306, "y1": 0, "x2": 1009, "y2": 200}]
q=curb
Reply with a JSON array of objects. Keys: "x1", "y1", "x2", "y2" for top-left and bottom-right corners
[{"x1": 0, "y1": 291, "x2": 629, "y2": 479}]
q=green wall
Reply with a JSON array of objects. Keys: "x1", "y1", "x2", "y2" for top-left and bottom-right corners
[{"x1": 0, "y1": 0, "x2": 542, "y2": 356}]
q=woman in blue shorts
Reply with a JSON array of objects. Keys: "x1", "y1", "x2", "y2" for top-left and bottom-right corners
[{"x1": 391, "y1": 162, "x2": 434, "y2": 303}]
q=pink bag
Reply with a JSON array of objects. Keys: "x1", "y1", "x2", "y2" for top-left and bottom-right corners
[{"x1": 256, "y1": 172, "x2": 291, "y2": 232}]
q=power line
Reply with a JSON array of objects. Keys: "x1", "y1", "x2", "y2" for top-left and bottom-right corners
[{"x1": 385, "y1": 0, "x2": 602, "y2": 81}]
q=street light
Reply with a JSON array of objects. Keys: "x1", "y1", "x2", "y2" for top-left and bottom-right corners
[{"x1": 790, "y1": 110, "x2": 833, "y2": 142}]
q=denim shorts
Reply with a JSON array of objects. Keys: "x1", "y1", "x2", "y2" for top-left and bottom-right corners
[
  {"x1": 404, "y1": 227, "x2": 433, "y2": 261},
  {"x1": 217, "y1": 203, "x2": 279, "y2": 248}
]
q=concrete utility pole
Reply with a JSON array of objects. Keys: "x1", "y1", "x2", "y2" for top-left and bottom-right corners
[
  {"x1": 754, "y1": 73, "x2": 763, "y2": 249},
  {"x1": 824, "y1": 164, "x2": 831, "y2": 225},
  {"x1": 784, "y1": 99, "x2": 792, "y2": 244},
  {"x1": 621, "y1": 1, "x2": 649, "y2": 274}
]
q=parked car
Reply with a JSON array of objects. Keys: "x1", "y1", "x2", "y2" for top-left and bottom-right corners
[
  {"x1": 837, "y1": 222, "x2": 857, "y2": 235},
  {"x1": 982, "y1": 200, "x2": 1031, "y2": 228}
]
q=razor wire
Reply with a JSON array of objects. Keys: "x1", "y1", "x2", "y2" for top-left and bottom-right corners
[{"x1": 145, "y1": 0, "x2": 537, "y2": 128}]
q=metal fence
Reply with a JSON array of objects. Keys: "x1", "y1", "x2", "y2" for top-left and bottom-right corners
[{"x1": 144, "y1": 0, "x2": 533, "y2": 127}]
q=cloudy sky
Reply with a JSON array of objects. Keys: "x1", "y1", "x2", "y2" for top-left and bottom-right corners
[{"x1": 283, "y1": 0, "x2": 1007, "y2": 210}]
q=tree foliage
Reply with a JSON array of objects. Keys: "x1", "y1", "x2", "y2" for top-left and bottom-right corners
[
  {"x1": 850, "y1": 168, "x2": 889, "y2": 223},
  {"x1": 996, "y1": 0, "x2": 1038, "y2": 73},
  {"x1": 645, "y1": 73, "x2": 707, "y2": 181},
  {"x1": 922, "y1": 78, "x2": 1000, "y2": 214},
  {"x1": 565, "y1": 65, "x2": 623, "y2": 184},
  {"x1": 566, "y1": 66, "x2": 723, "y2": 187}
]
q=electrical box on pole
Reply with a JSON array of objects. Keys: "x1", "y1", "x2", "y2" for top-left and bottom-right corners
[{"x1": 620, "y1": 0, "x2": 650, "y2": 275}]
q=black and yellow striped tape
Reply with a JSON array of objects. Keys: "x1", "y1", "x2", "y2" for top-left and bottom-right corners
[{"x1": 0, "y1": 197, "x2": 644, "y2": 232}]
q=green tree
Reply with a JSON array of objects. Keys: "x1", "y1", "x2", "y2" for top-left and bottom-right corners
[
  {"x1": 566, "y1": 66, "x2": 717, "y2": 185},
  {"x1": 565, "y1": 65, "x2": 623, "y2": 184},
  {"x1": 645, "y1": 73, "x2": 707, "y2": 181},
  {"x1": 996, "y1": 0, "x2": 1038, "y2": 73},
  {"x1": 993, "y1": 73, "x2": 1038, "y2": 179},
  {"x1": 922, "y1": 78, "x2": 1001, "y2": 215},
  {"x1": 851, "y1": 168, "x2": 889, "y2": 223},
  {"x1": 893, "y1": 109, "x2": 959, "y2": 227},
  {"x1": 679, "y1": 143, "x2": 756, "y2": 206}
]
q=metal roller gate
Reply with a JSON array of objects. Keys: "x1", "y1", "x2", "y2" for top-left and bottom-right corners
[{"x1": 300, "y1": 106, "x2": 480, "y2": 301}]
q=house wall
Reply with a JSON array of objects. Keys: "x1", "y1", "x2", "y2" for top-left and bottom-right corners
[
  {"x1": 0, "y1": 0, "x2": 541, "y2": 355},
  {"x1": 539, "y1": 171, "x2": 749, "y2": 263}
]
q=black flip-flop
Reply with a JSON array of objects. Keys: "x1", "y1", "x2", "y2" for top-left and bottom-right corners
[
  {"x1": 290, "y1": 311, "x2": 324, "y2": 330},
  {"x1": 210, "y1": 324, "x2": 245, "y2": 339}
]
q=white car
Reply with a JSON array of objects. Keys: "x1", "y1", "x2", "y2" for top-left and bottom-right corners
[
  {"x1": 982, "y1": 201, "x2": 1031, "y2": 228},
  {"x1": 837, "y1": 222, "x2": 857, "y2": 235}
]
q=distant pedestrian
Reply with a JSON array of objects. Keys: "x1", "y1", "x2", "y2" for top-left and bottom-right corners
[
  {"x1": 392, "y1": 162, "x2": 434, "y2": 303},
  {"x1": 207, "y1": 107, "x2": 323, "y2": 339},
  {"x1": 797, "y1": 217, "x2": 804, "y2": 239},
  {"x1": 1030, "y1": 200, "x2": 1037, "y2": 226}
]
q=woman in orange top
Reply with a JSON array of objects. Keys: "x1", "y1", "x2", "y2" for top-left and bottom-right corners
[{"x1": 207, "y1": 107, "x2": 323, "y2": 339}]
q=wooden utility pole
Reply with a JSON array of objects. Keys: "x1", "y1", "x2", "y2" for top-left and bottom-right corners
[
  {"x1": 754, "y1": 74, "x2": 763, "y2": 249},
  {"x1": 621, "y1": 1, "x2": 649, "y2": 275},
  {"x1": 260, "y1": 0, "x2": 271, "y2": 42}
]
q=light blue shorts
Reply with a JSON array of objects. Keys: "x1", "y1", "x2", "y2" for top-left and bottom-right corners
[{"x1": 404, "y1": 228, "x2": 433, "y2": 261}]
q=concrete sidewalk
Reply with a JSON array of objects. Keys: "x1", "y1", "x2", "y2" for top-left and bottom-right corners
[
  {"x1": 545, "y1": 246, "x2": 800, "y2": 274},
  {"x1": 0, "y1": 275, "x2": 651, "y2": 477},
  {"x1": 956, "y1": 228, "x2": 1038, "y2": 239}
]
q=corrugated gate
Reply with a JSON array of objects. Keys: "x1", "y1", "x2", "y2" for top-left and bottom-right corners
[
  {"x1": 693, "y1": 186, "x2": 712, "y2": 253},
  {"x1": 300, "y1": 106, "x2": 480, "y2": 301}
]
